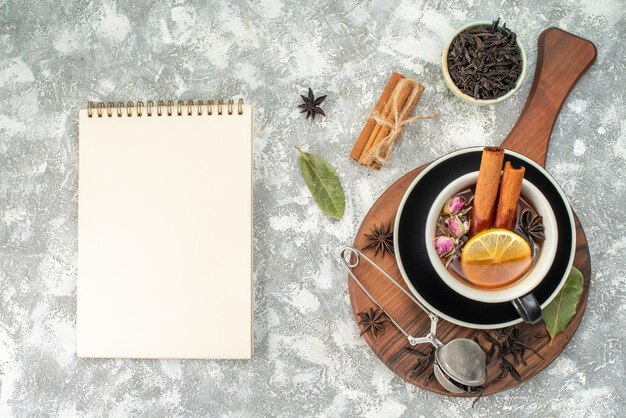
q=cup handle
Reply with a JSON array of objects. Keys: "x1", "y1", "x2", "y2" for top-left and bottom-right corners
[{"x1": 511, "y1": 293, "x2": 542, "y2": 324}]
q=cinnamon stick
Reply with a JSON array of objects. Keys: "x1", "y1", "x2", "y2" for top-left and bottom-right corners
[
  {"x1": 367, "y1": 83, "x2": 425, "y2": 170},
  {"x1": 360, "y1": 82, "x2": 419, "y2": 163},
  {"x1": 366, "y1": 95, "x2": 395, "y2": 151},
  {"x1": 350, "y1": 72, "x2": 404, "y2": 161},
  {"x1": 397, "y1": 82, "x2": 424, "y2": 123},
  {"x1": 470, "y1": 147, "x2": 504, "y2": 235},
  {"x1": 494, "y1": 162, "x2": 525, "y2": 231}
]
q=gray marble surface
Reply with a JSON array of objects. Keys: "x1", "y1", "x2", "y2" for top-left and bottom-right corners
[{"x1": 1, "y1": 0, "x2": 624, "y2": 416}]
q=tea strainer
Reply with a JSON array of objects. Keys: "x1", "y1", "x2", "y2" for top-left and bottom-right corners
[{"x1": 339, "y1": 246, "x2": 486, "y2": 393}]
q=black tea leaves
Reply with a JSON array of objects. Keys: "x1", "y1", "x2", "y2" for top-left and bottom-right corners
[{"x1": 447, "y1": 19, "x2": 522, "y2": 100}]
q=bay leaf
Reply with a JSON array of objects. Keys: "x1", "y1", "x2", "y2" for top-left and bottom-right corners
[
  {"x1": 542, "y1": 267, "x2": 584, "y2": 344},
  {"x1": 296, "y1": 147, "x2": 345, "y2": 220}
]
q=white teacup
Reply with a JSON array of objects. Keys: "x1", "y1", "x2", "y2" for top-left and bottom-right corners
[{"x1": 425, "y1": 172, "x2": 558, "y2": 320}]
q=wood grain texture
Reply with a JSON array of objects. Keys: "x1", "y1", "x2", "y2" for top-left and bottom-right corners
[
  {"x1": 348, "y1": 28, "x2": 596, "y2": 396},
  {"x1": 348, "y1": 165, "x2": 590, "y2": 396},
  {"x1": 500, "y1": 28, "x2": 597, "y2": 166}
]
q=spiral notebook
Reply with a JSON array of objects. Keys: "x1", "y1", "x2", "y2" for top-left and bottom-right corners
[{"x1": 77, "y1": 99, "x2": 253, "y2": 359}]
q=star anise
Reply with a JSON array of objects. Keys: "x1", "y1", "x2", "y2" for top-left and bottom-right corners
[
  {"x1": 298, "y1": 87, "x2": 326, "y2": 119},
  {"x1": 517, "y1": 208, "x2": 545, "y2": 243},
  {"x1": 357, "y1": 307, "x2": 389, "y2": 338},
  {"x1": 362, "y1": 222, "x2": 394, "y2": 257}
]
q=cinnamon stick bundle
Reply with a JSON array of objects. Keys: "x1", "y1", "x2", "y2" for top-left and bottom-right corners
[
  {"x1": 360, "y1": 82, "x2": 415, "y2": 161},
  {"x1": 350, "y1": 72, "x2": 404, "y2": 162},
  {"x1": 350, "y1": 72, "x2": 432, "y2": 169},
  {"x1": 470, "y1": 147, "x2": 504, "y2": 235},
  {"x1": 494, "y1": 162, "x2": 525, "y2": 230},
  {"x1": 366, "y1": 83, "x2": 425, "y2": 167}
]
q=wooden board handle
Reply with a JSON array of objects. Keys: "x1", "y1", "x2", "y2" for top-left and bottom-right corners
[{"x1": 501, "y1": 28, "x2": 596, "y2": 167}]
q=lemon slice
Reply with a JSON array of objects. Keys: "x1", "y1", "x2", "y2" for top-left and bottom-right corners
[{"x1": 462, "y1": 229, "x2": 531, "y2": 265}]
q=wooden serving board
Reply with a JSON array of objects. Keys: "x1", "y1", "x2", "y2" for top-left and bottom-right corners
[{"x1": 348, "y1": 28, "x2": 596, "y2": 396}]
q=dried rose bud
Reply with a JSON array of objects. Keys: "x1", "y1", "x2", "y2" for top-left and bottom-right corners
[
  {"x1": 446, "y1": 216, "x2": 469, "y2": 237},
  {"x1": 443, "y1": 196, "x2": 465, "y2": 215},
  {"x1": 433, "y1": 235, "x2": 454, "y2": 257}
]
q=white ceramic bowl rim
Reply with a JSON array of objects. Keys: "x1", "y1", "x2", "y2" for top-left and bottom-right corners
[
  {"x1": 441, "y1": 20, "x2": 527, "y2": 105},
  {"x1": 425, "y1": 171, "x2": 559, "y2": 303}
]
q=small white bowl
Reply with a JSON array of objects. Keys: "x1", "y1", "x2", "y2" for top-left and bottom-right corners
[
  {"x1": 441, "y1": 20, "x2": 527, "y2": 105},
  {"x1": 425, "y1": 172, "x2": 558, "y2": 303}
]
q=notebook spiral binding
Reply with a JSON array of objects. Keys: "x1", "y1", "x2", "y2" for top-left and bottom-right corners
[{"x1": 87, "y1": 98, "x2": 244, "y2": 118}]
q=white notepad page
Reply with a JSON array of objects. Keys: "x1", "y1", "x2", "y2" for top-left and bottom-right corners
[{"x1": 77, "y1": 104, "x2": 252, "y2": 359}]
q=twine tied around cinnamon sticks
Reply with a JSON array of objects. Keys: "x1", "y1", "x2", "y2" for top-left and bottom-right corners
[{"x1": 350, "y1": 73, "x2": 438, "y2": 169}]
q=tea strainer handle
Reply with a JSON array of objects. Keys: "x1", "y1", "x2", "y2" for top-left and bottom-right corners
[{"x1": 339, "y1": 247, "x2": 442, "y2": 348}]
